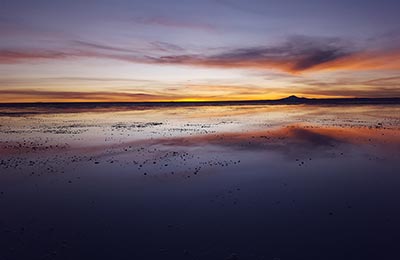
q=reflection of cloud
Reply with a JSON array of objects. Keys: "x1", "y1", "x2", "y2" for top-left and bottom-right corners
[
  {"x1": 152, "y1": 126, "x2": 345, "y2": 149},
  {"x1": 148, "y1": 125, "x2": 400, "y2": 152},
  {"x1": 73, "y1": 125, "x2": 400, "y2": 162},
  {"x1": 2, "y1": 122, "x2": 399, "y2": 161},
  {"x1": 288, "y1": 128, "x2": 339, "y2": 146}
]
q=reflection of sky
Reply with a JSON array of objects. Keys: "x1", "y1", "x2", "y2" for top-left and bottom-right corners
[
  {"x1": 1, "y1": 104, "x2": 400, "y2": 259},
  {"x1": 1, "y1": 0, "x2": 400, "y2": 101},
  {"x1": 1, "y1": 104, "x2": 399, "y2": 154}
]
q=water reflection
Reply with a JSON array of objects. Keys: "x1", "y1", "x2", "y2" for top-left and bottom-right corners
[{"x1": 0, "y1": 104, "x2": 400, "y2": 259}]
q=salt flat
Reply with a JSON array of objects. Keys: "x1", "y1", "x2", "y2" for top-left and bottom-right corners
[{"x1": 1, "y1": 104, "x2": 400, "y2": 260}]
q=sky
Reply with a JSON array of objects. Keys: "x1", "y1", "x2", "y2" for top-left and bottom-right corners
[{"x1": 0, "y1": 0, "x2": 399, "y2": 102}]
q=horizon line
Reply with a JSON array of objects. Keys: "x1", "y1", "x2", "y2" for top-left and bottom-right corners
[{"x1": 1, "y1": 95, "x2": 400, "y2": 105}]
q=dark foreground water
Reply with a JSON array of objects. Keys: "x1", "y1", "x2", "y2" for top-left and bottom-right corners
[{"x1": 1, "y1": 104, "x2": 400, "y2": 260}]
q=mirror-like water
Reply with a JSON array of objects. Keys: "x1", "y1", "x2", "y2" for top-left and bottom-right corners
[{"x1": 1, "y1": 104, "x2": 400, "y2": 260}]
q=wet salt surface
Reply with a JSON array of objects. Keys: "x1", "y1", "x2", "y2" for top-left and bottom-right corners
[{"x1": 1, "y1": 104, "x2": 400, "y2": 260}]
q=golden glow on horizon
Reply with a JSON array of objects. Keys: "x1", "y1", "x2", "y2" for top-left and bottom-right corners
[
  {"x1": 0, "y1": 91, "x2": 352, "y2": 103},
  {"x1": 0, "y1": 59, "x2": 398, "y2": 103},
  {"x1": 1, "y1": 47, "x2": 399, "y2": 102}
]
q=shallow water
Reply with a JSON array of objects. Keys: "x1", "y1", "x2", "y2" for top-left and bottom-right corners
[{"x1": 1, "y1": 104, "x2": 400, "y2": 260}]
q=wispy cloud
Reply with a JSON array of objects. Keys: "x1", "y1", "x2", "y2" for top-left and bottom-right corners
[
  {"x1": 0, "y1": 49, "x2": 76, "y2": 63},
  {"x1": 362, "y1": 76, "x2": 400, "y2": 86},
  {"x1": 1, "y1": 35, "x2": 400, "y2": 74},
  {"x1": 0, "y1": 47, "x2": 145, "y2": 64},
  {"x1": 0, "y1": 89, "x2": 178, "y2": 102},
  {"x1": 149, "y1": 41, "x2": 185, "y2": 52},
  {"x1": 153, "y1": 36, "x2": 355, "y2": 73},
  {"x1": 131, "y1": 16, "x2": 216, "y2": 32},
  {"x1": 0, "y1": 87, "x2": 251, "y2": 102},
  {"x1": 293, "y1": 86, "x2": 400, "y2": 98},
  {"x1": 72, "y1": 40, "x2": 140, "y2": 54},
  {"x1": 0, "y1": 77, "x2": 156, "y2": 87}
]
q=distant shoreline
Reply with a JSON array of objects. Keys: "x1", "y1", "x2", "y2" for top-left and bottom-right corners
[{"x1": 0, "y1": 96, "x2": 400, "y2": 107}]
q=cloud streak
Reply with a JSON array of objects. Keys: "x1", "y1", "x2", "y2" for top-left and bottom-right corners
[
  {"x1": 154, "y1": 36, "x2": 400, "y2": 73},
  {"x1": 1, "y1": 36, "x2": 400, "y2": 74},
  {"x1": 0, "y1": 89, "x2": 179, "y2": 102},
  {"x1": 154, "y1": 35, "x2": 355, "y2": 73},
  {"x1": 131, "y1": 16, "x2": 216, "y2": 32},
  {"x1": 0, "y1": 88, "x2": 245, "y2": 102}
]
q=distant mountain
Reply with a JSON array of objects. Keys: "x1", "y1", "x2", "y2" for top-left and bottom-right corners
[
  {"x1": 277, "y1": 95, "x2": 309, "y2": 103},
  {"x1": 271, "y1": 96, "x2": 400, "y2": 105}
]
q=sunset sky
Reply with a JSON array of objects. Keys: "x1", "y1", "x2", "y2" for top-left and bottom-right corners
[{"x1": 1, "y1": 0, "x2": 399, "y2": 102}]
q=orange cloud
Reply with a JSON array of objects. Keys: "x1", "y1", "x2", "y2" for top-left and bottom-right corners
[
  {"x1": 153, "y1": 47, "x2": 400, "y2": 74},
  {"x1": 0, "y1": 89, "x2": 280, "y2": 103},
  {"x1": 0, "y1": 89, "x2": 178, "y2": 103},
  {"x1": 1, "y1": 36, "x2": 399, "y2": 74},
  {"x1": 312, "y1": 49, "x2": 400, "y2": 72}
]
